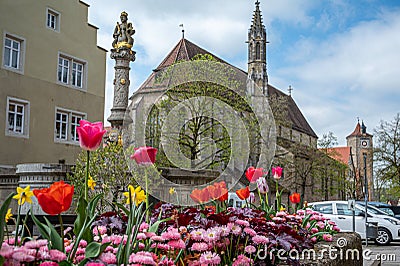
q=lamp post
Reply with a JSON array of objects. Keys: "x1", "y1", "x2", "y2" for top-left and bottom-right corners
[{"x1": 363, "y1": 152, "x2": 368, "y2": 246}]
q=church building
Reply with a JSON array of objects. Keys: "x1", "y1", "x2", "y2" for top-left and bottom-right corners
[{"x1": 128, "y1": 1, "x2": 319, "y2": 202}]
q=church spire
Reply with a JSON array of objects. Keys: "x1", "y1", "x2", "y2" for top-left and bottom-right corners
[{"x1": 248, "y1": 0, "x2": 268, "y2": 95}]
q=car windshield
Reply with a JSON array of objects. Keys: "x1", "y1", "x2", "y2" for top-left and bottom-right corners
[{"x1": 363, "y1": 205, "x2": 391, "y2": 215}]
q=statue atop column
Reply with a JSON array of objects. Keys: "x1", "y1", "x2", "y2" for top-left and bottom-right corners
[
  {"x1": 112, "y1": 11, "x2": 135, "y2": 49},
  {"x1": 108, "y1": 11, "x2": 136, "y2": 131}
]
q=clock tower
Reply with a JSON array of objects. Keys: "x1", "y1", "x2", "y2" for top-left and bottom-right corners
[{"x1": 346, "y1": 120, "x2": 374, "y2": 200}]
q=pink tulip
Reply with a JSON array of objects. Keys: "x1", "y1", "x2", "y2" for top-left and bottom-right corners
[
  {"x1": 131, "y1": 146, "x2": 158, "y2": 165},
  {"x1": 76, "y1": 120, "x2": 106, "y2": 151},
  {"x1": 272, "y1": 166, "x2": 283, "y2": 180},
  {"x1": 245, "y1": 167, "x2": 264, "y2": 183}
]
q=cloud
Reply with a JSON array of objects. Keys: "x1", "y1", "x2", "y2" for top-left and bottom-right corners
[
  {"x1": 84, "y1": 0, "x2": 400, "y2": 146},
  {"x1": 277, "y1": 8, "x2": 400, "y2": 144}
]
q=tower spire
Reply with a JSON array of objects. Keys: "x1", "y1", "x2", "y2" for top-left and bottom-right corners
[{"x1": 247, "y1": 0, "x2": 268, "y2": 95}]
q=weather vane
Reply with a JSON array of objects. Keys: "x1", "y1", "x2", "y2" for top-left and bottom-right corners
[{"x1": 179, "y1": 24, "x2": 184, "y2": 38}]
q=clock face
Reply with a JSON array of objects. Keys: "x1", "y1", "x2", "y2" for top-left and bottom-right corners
[{"x1": 360, "y1": 139, "x2": 370, "y2": 148}]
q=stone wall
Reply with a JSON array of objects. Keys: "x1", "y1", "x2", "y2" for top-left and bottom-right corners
[{"x1": 299, "y1": 232, "x2": 363, "y2": 266}]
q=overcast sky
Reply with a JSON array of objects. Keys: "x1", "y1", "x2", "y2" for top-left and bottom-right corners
[{"x1": 83, "y1": 0, "x2": 400, "y2": 146}]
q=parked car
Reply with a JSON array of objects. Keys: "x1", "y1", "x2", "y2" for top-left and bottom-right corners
[
  {"x1": 356, "y1": 201, "x2": 400, "y2": 219},
  {"x1": 309, "y1": 201, "x2": 400, "y2": 245}
]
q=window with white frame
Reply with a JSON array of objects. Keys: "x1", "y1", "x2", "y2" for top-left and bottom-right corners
[
  {"x1": 46, "y1": 8, "x2": 60, "y2": 31},
  {"x1": 57, "y1": 54, "x2": 86, "y2": 89},
  {"x1": 55, "y1": 108, "x2": 85, "y2": 143},
  {"x1": 3, "y1": 34, "x2": 24, "y2": 71},
  {"x1": 6, "y1": 97, "x2": 29, "y2": 137}
]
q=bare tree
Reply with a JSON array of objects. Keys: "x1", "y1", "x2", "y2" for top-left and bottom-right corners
[{"x1": 374, "y1": 113, "x2": 400, "y2": 199}]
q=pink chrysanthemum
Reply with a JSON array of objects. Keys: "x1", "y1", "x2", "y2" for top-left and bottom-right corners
[
  {"x1": 204, "y1": 228, "x2": 220, "y2": 242},
  {"x1": 190, "y1": 229, "x2": 206, "y2": 241},
  {"x1": 235, "y1": 219, "x2": 250, "y2": 227},
  {"x1": 219, "y1": 225, "x2": 231, "y2": 237},
  {"x1": 99, "y1": 252, "x2": 117, "y2": 264},
  {"x1": 231, "y1": 224, "x2": 242, "y2": 235},
  {"x1": 150, "y1": 235, "x2": 165, "y2": 242},
  {"x1": 40, "y1": 262, "x2": 59, "y2": 266},
  {"x1": 129, "y1": 252, "x2": 157, "y2": 265},
  {"x1": 12, "y1": 251, "x2": 35, "y2": 262},
  {"x1": 199, "y1": 251, "x2": 221, "y2": 265},
  {"x1": 252, "y1": 235, "x2": 269, "y2": 245},
  {"x1": 136, "y1": 232, "x2": 147, "y2": 240},
  {"x1": 161, "y1": 228, "x2": 181, "y2": 240},
  {"x1": 24, "y1": 239, "x2": 48, "y2": 249},
  {"x1": 191, "y1": 242, "x2": 209, "y2": 252},
  {"x1": 244, "y1": 245, "x2": 256, "y2": 254},
  {"x1": 168, "y1": 239, "x2": 186, "y2": 249},
  {"x1": 139, "y1": 222, "x2": 149, "y2": 232},
  {"x1": 323, "y1": 234, "x2": 333, "y2": 242},
  {"x1": 159, "y1": 257, "x2": 176, "y2": 266},
  {"x1": 49, "y1": 249, "x2": 67, "y2": 262},
  {"x1": 243, "y1": 227, "x2": 256, "y2": 237},
  {"x1": 232, "y1": 254, "x2": 254, "y2": 266}
]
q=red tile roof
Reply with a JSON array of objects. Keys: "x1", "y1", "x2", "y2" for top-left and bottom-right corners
[
  {"x1": 346, "y1": 122, "x2": 372, "y2": 138},
  {"x1": 134, "y1": 38, "x2": 317, "y2": 139},
  {"x1": 324, "y1": 147, "x2": 351, "y2": 165}
]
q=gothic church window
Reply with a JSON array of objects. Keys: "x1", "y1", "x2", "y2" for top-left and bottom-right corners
[{"x1": 256, "y1": 42, "x2": 260, "y2": 60}]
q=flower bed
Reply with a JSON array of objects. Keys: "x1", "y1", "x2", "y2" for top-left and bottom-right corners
[{"x1": 0, "y1": 120, "x2": 341, "y2": 265}]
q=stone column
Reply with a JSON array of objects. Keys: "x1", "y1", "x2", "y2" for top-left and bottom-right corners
[
  {"x1": 107, "y1": 47, "x2": 136, "y2": 129},
  {"x1": 107, "y1": 11, "x2": 136, "y2": 130}
]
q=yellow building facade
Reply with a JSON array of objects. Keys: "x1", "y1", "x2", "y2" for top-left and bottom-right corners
[{"x1": 0, "y1": 0, "x2": 106, "y2": 166}]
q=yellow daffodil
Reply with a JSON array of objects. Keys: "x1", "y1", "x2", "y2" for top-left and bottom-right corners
[
  {"x1": 169, "y1": 187, "x2": 176, "y2": 195},
  {"x1": 280, "y1": 206, "x2": 286, "y2": 211},
  {"x1": 13, "y1": 186, "x2": 34, "y2": 205},
  {"x1": 123, "y1": 185, "x2": 146, "y2": 206},
  {"x1": 88, "y1": 175, "x2": 96, "y2": 190},
  {"x1": 5, "y1": 208, "x2": 12, "y2": 222}
]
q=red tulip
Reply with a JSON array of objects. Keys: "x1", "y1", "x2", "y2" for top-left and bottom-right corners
[
  {"x1": 246, "y1": 167, "x2": 264, "y2": 183},
  {"x1": 207, "y1": 182, "x2": 228, "y2": 201},
  {"x1": 236, "y1": 186, "x2": 250, "y2": 200},
  {"x1": 131, "y1": 146, "x2": 158, "y2": 165},
  {"x1": 289, "y1": 192, "x2": 301, "y2": 204},
  {"x1": 190, "y1": 188, "x2": 210, "y2": 203},
  {"x1": 272, "y1": 166, "x2": 283, "y2": 180},
  {"x1": 76, "y1": 120, "x2": 106, "y2": 151},
  {"x1": 33, "y1": 181, "x2": 74, "y2": 215}
]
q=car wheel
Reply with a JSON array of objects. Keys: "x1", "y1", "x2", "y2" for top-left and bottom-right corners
[{"x1": 374, "y1": 228, "x2": 392, "y2": 245}]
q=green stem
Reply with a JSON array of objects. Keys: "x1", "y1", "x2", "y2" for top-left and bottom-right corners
[
  {"x1": 275, "y1": 180, "x2": 280, "y2": 211},
  {"x1": 58, "y1": 214, "x2": 65, "y2": 252},
  {"x1": 85, "y1": 150, "x2": 90, "y2": 202},
  {"x1": 145, "y1": 167, "x2": 149, "y2": 223},
  {"x1": 14, "y1": 204, "x2": 21, "y2": 246}
]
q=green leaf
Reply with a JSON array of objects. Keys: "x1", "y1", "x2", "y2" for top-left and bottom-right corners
[
  {"x1": 59, "y1": 260, "x2": 74, "y2": 266},
  {"x1": 0, "y1": 192, "x2": 15, "y2": 245},
  {"x1": 85, "y1": 242, "x2": 110, "y2": 259},
  {"x1": 74, "y1": 194, "x2": 88, "y2": 237},
  {"x1": 88, "y1": 193, "x2": 103, "y2": 217},
  {"x1": 44, "y1": 216, "x2": 63, "y2": 252},
  {"x1": 114, "y1": 202, "x2": 129, "y2": 216},
  {"x1": 77, "y1": 258, "x2": 90, "y2": 266},
  {"x1": 31, "y1": 211, "x2": 51, "y2": 240},
  {"x1": 148, "y1": 217, "x2": 172, "y2": 233}
]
